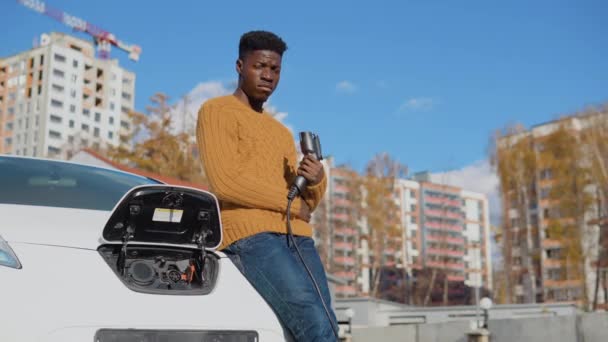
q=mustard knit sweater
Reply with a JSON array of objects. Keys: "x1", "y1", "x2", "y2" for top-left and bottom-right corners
[{"x1": 196, "y1": 95, "x2": 327, "y2": 250}]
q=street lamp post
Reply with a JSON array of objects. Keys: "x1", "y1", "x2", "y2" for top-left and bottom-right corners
[
  {"x1": 344, "y1": 308, "x2": 355, "y2": 335},
  {"x1": 479, "y1": 297, "x2": 493, "y2": 329}
]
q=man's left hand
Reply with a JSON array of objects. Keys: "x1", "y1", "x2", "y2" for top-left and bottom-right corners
[{"x1": 297, "y1": 154, "x2": 324, "y2": 186}]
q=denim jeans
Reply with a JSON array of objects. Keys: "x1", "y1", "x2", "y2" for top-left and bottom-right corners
[{"x1": 223, "y1": 232, "x2": 338, "y2": 342}]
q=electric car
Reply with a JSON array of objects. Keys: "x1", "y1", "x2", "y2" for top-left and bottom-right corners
[{"x1": 0, "y1": 155, "x2": 290, "y2": 341}]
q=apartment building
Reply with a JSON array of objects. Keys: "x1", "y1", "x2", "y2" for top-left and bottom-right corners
[
  {"x1": 498, "y1": 114, "x2": 607, "y2": 307},
  {"x1": 408, "y1": 174, "x2": 493, "y2": 303},
  {"x1": 315, "y1": 163, "x2": 493, "y2": 301},
  {"x1": 0, "y1": 32, "x2": 135, "y2": 159}
]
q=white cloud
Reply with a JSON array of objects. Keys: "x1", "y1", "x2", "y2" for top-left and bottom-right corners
[
  {"x1": 169, "y1": 81, "x2": 234, "y2": 135},
  {"x1": 168, "y1": 80, "x2": 291, "y2": 134},
  {"x1": 336, "y1": 80, "x2": 357, "y2": 93},
  {"x1": 429, "y1": 159, "x2": 501, "y2": 226},
  {"x1": 399, "y1": 97, "x2": 435, "y2": 112}
]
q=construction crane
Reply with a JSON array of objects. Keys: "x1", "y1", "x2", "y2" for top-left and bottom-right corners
[{"x1": 17, "y1": 0, "x2": 142, "y2": 62}]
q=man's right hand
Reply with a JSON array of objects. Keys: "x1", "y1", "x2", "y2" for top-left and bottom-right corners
[{"x1": 296, "y1": 199, "x2": 312, "y2": 222}]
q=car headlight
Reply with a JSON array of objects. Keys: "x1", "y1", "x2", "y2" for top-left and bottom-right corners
[{"x1": 0, "y1": 235, "x2": 22, "y2": 269}]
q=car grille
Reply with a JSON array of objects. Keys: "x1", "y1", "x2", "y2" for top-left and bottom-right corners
[{"x1": 95, "y1": 329, "x2": 258, "y2": 342}]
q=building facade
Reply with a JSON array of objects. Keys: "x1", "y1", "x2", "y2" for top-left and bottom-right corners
[
  {"x1": 315, "y1": 165, "x2": 493, "y2": 302},
  {"x1": 0, "y1": 32, "x2": 135, "y2": 159},
  {"x1": 497, "y1": 114, "x2": 607, "y2": 307}
]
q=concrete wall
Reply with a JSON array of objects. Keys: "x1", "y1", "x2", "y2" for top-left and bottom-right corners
[
  {"x1": 489, "y1": 316, "x2": 577, "y2": 342},
  {"x1": 351, "y1": 313, "x2": 608, "y2": 342},
  {"x1": 580, "y1": 313, "x2": 608, "y2": 342}
]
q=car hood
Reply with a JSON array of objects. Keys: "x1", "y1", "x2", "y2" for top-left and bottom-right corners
[{"x1": 0, "y1": 204, "x2": 111, "y2": 250}]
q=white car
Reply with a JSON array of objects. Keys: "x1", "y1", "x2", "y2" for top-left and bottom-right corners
[{"x1": 0, "y1": 155, "x2": 290, "y2": 341}]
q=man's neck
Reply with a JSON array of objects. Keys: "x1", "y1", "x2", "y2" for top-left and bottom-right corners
[{"x1": 233, "y1": 89, "x2": 264, "y2": 113}]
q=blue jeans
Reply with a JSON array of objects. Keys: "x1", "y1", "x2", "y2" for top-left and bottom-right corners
[{"x1": 223, "y1": 232, "x2": 338, "y2": 342}]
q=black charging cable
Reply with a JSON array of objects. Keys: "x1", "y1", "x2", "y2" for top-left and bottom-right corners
[{"x1": 286, "y1": 195, "x2": 340, "y2": 340}]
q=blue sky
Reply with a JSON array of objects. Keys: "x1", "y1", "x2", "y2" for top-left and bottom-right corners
[{"x1": 2, "y1": 0, "x2": 607, "y2": 174}]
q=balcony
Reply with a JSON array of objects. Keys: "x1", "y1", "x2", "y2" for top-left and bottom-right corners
[
  {"x1": 544, "y1": 258, "x2": 562, "y2": 268},
  {"x1": 426, "y1": 248, "x2": 465, "y2": 257},
  {"x1": 426, "y1": 234, "x2": 464, "y2": 245},
  {"x1": 333, "y1": 184, "x2": 349, "y2": 193},
  {"x1": 335, "y1": 285, "x2": 357, "y2": 296},
  {"x1": 542, "y1": 239, "x2": 563, "y2": 248},
  {"x1": 334, "y1": 241, "x2": 354, "y2": 251},
  {"x1": 543, "y1": 279, "x2": 583, "y2": 288},
  {"x1": 333, "y1": 198, "x2": 352, "y2": 207},
  {"x1": 334, "y1": 228, "x2": 356, "y2": 236},
  {"x1": 426, "y1": 261, "x2": 464, "y2": 270},
  {"x1": 447, "y1": 274, "x2": 466, "y2": 282},
  {"x1": 425, "y1": 221, "x2": 463, "y2": 232},
  {"x1": 335, "y1": 256, "x2": 356, "y2": 266},
  {"x1": 333, "y1": 271, "x2": 357, "y2": 279},
  {"x1": 331, "y1": 212, "x2": 349, "y2": 222}
]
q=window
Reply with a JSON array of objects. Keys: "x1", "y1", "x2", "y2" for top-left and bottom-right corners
[
  {"x1": 82, "y1": 124, "x2": 89, "y2": 132},
  {"x1": 70, "y1": 105, "x2": 76, "y2": 113},
  {"x1": 109, "y1": 116, "x2": 114, "y2": 125},
  {"x1": 71, "y1": 74, "x2": 77, "y2": 83},
  {"x1": 47, "y1": 146, "x2": 61, "y2": 155},
  {"x1": 53, "y1": 54, "x2": 66, "y2": 63},
  {"x1": 32, "y1": 146, "x2": 37, "y2": 157},
  {"x1": 121, "y1": 92, "x2": 132, "y2": 100},
  {"x1": 122, "y1": 78, "x2": 131, "y2": 85},
  {"x1": 49, "y1": 130, "x2": 62, "y2": 139},
  {"x1": 50, "y1": 115, "x2": 62, "y2": 123},
  {"x1": 410, "y1": 215, "x2": 416, "y2": 224},
  {"x1": 52, "y1": 69, "x2": 65, "y2": 78},
  {"x1": 540, "y1": 168, "x2": 553, "y2": 180},
  {"x1": 35, "y1": 116, "x2": 39, "y2": 126},
  {"x1": 94, "y1": 127, "x2": 100, "y2": 137},
  {"x1": 51, "y1": 99, "x2": 63, "y2": 108},
  {"x1": 70, "y1": 89, "x2": 76, "y2": 98},
  {"x1": 69, "y1": 120, "x2": 74, "y2": 128},
  {"x1": 410, "y1": 204, "x2": 416, "y2": 212},
  {"x1": 540, "y1": 187, "x2": 551, "y2": 199},
  {"x1": 94, "y1": 112, "x2": 101, "y2": 122},
  {"x1": 72, "y1": 60, "x2": 78, "y2": 68},
  {"x1": 120, "y1": 120, "x2": 130, "y2": 130},
  {"x1": 4, "y1": 137, "x2": 12, "y2": 146},
  {"x1": 25, "y1": 118, "x2": 29, "y2": 129},
  {"x1": 38, "y1": 70, "x2": 43, "y2": 81},
  {"x1": 68, "y1": 135, "x2": 74, "y2": 144},
  {"x1": 0, "y1": 157, "x2": 159, "y2": 211},
  {"x1": 83, "y1": 109, "x2": 90, "y2": 117},
  {"x1": 108, "y1": 131, "x2": 114, "y2": 139},
  {"x1": 121, "y1": 106, "x2": 130, "y2": 114},
  {"x1": 110, "y1": 102, "x2": 115, "y2": 111},
  {"x1": 40, "y1": 55, "x2": 44, "y2": 66}
]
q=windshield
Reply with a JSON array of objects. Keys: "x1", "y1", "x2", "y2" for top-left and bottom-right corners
[{"x1": 0, "y1": 157, "x2": 160, "y2": 211}]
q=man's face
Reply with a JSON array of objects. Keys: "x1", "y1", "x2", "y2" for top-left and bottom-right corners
[{"x1": 237, "y1": 50, "x2": 282, "y2": 102}]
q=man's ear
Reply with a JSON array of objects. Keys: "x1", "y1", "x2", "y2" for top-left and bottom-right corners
[{"x1": 236, "y1": 58, "x2": 243, "y2": 76}]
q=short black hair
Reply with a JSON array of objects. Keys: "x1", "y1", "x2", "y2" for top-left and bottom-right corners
[{"x1": 239, "y1": 30, "x2": 288, "y2": 59}]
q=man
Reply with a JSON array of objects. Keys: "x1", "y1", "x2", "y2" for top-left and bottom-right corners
[{"x1": 196, "y1": 30, "x2": 338, "y2": 341}]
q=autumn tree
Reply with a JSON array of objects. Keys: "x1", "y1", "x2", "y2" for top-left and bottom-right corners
[
  {"x1": 106, "y1": 92, "x2": 207, "y2": 185},
  {"x1": 491, "y1": 124, "x2": 538, "y2": 304},
  {"x1": 359, "y1": 153, "x2": 407, "y2": 299}
]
